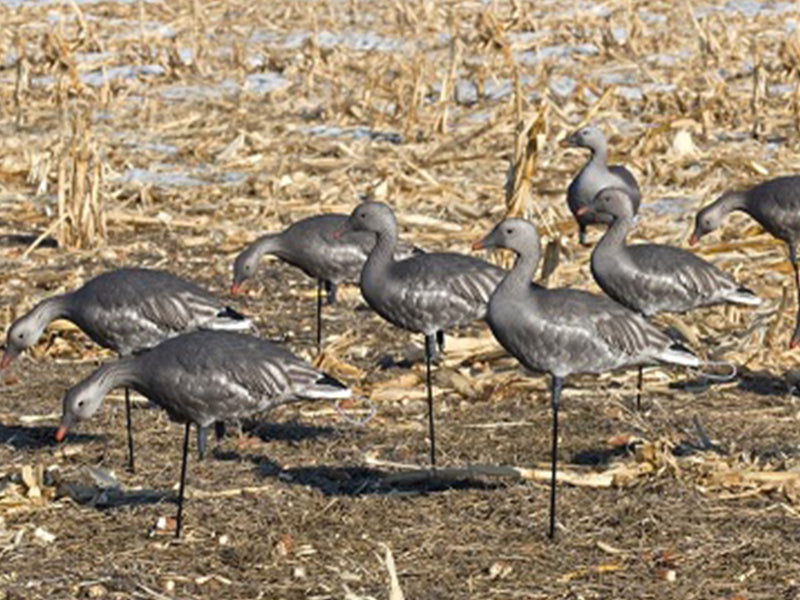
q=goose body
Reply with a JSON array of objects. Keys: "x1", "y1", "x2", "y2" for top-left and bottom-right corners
[
  {"x1": 232, "y1": 213, "x2": 421, "y2": 295},
  {"x1": 474, "y1": 218, "x2": 697, "y2": 539},
  {"x1": 563, "y1": 125, "x2": 641, "y2": 244},
  {"x1": 2, "y1": 267, "x2": 251, "y2": 472},
  {"x1": 587, "y1": 188, "x2": 760, "y2": 317},
  {"x1": 3, "y1": 267, "x2": 250, "y2": 364},
  {"x1": 692, "y1": 175, "x2": 800, "y2": 345},
  {"x1": 232, "y1": 213, "x2": 421, "y2": 352},
  {"x1": 338, "y1": 201, "x2": 504, "y2": 465},
  {"x1": 57, "y1": 330, "x2": 350, "y2": 538}
]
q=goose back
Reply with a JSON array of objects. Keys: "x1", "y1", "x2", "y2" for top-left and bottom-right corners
[{"x1": 69, "y1": 268, "x2": 248, "y2": 356}]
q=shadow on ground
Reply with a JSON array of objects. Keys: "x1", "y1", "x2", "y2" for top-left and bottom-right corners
[{"x1": 0, "y1": 422, "x2": 101, "y2": 449}]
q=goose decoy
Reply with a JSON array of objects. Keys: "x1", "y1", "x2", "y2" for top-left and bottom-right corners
[
  {"x1": 1, "y1": 268, "x2": 251, "y2": 472},
  {"x1": 231, "y1": 213, "x2": 421, "y2": 354},
  {"x1": 335, "y1": 201, "x2": 504, "y2": 467},
  {"x1": 691, "y1": 175, "x2": 800, "y2": 346},
  {"x1": 579, "y1": 188, "x2": 761, "y2": 407},
  {"x1": 55, "y1": 330, "x2": 351, "y2": 538},
  {"x1": 562, "y1": 125, "x2": 641, "y2": 246},
  {"x1": 473, "y1": 218, "x2": 698, "y2": 539}
]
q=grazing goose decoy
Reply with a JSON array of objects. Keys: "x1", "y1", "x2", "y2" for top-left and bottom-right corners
[
  {"x1": 473, "y1": 218, "x2": 698, "y2": 539},
  {"x1": 336, "y1": 202, "x2": 504, "y2": 467},
  {"x1": 691, "y1": 175, "x2": 800, "y2": 346},
  {"x1": 562, "y1": 125, "x2": 641, "y2": 246},
  {"x1": 55, "y1": 330, "x2": 350, "y2": 538},
  {"x1": 1, "y1": 268, "x2": 251, "y2": 472},
  {"x1": 231, "y1": 213, "x2": 421, "y2": 354},
  {"x1": 580, "y1": 188, "x2": 761, "y2": 407}
]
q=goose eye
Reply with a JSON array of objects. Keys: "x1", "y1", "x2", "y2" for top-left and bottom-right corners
[
  {"x1": 17, "y1": 333, "x2": 23, "y2": 339},
  {"x1": 505, "y1": 228, "x2": 513, "y2": 234},
  {"x1": 77, "y1": 400, "x2": 84, "y2": 407}
]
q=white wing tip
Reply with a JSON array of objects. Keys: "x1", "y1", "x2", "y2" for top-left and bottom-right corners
[
  {"x1": 726, "y1": 291, "x2": 762, "y2": 306},
  {"x1": 657, "y1": 347, "x2": 701, "y2": 368},
  {"x1": 299, "y1": 374, "x2": 352, "y2": 400},
  {"x1": 206, "y1": 318, "x2": 254, "y2": 332}
]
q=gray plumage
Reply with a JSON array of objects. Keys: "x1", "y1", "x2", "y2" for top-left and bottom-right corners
[
  {"x1": 232, "y1": 213, "x2": 421, "y2": 295},
  {"x1": 692, "y1": 175, "x2": 800, "y2": 250},
  {"x1": 57, "y1": 330, "x2": 350, "y2": 538},
  {"x1": 59, "y1": 330, "x2": 350, "y2": 432},
  {"x1": 343, "y1": 203, "x2": 504, "y2": 336},
  {"x1": 3, "y1": 268, "x2": 251, "y2": 363},
  {"x1": 339, "y1": 201, "x2": 504, "y2": 466},
  {"x1": 692, "y1": 175, "x2": 800, "y2": 346},
  {"x1": 478, "y1": 219, "x2": 699, "y2": 378},
  {"x1": 475, "y1": 217, "x2": 697, "y2": 539},
  {"x1": 587, "y1": 188, "x2": 761, "y2": 316},
  {"x1": 564, "y1": 125, "x2": 641, "y2": 245}
]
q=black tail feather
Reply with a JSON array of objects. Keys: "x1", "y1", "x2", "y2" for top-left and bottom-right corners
[
  {"x1": 317, "y1": 373, "x2": 348, "y2": 389},
  {"x1": 218, "y1": 306, "x2": 248, "y2": 320}
]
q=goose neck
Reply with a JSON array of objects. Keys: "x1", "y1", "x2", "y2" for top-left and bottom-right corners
[{"x1": 500, "y1": 249, "x2": 539, "y2": 295}]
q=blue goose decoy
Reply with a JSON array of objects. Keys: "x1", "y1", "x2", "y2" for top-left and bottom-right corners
[
  {"x1": 56, "y1": 330, "x2": 351, "y2": 538},
  {"x1": 335, "y1": 201, "x2": 504, "y2": 467},
  {"x1": 691, "y1": 175, "x2": 800, "y2": 347},
  {"x1": 473, "y1": 218, "x2": 698, "y2": 539},
  {"x1": 562, "y1": 125, "x2": 641, "y2": 245},
  {"x1": 1, "y1": 268, "x2": 251, "y2": 472},
  {"x1": 232, "y1": 213, "x2": 420, "y2": 353},
  {"x1": 580, "y1": 188, "x2": 761, "y2": 407}
]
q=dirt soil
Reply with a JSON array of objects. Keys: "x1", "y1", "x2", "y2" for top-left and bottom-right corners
[{"x1": 3, "y1": 0, "x2": 800, "y2": 598}]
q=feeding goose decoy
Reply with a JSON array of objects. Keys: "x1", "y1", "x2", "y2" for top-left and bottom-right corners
[
  {"x1": 335, "y1": 201, "x2": 504, "y2": 467},
  {"x1": 55, "y1": 330, "x2": 350, "y2": 539},
  {"x1": 691, "y1": 175, "x2": 800, "y2": 347},
  {"x1": 580, "y1": 187, "x2": 761, "y2": 407},
  {"x1": 231, "y1": 213, "x2": 421, "y2": 354},
  {"x1": 1, "y1": 268, "x2": 252, "y2": 472},
  {"x1": 562, "y1": 125, "x2": 641, "y2": 246},
  {"x1": 473, "y1": 218, "x2": 698, "y2": 539}
]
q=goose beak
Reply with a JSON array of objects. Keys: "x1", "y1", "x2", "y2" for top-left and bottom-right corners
[
  {"x1": 688, "y1": 233, "x2": 699, "y2": 246},
  {"x1": 55, "y1": 426, "x2": 68, "y2": 443},
  {"x1": 230, "y1": 283, "x2": 243, "y2": 295},
  {"x1": 0, "y1": 351, "x2": 12, "y2": 370},
  {"x1": 575, "y1": 206, "x2": 591, "y2": 217},
  {"x1": 471, "y1": 239, "x2": 486, "y2": 251},
  {"x1": 559, "y1": 134, "x2": 577, "y2": 148},
  {"x1": 790, "y1": 335, "x2": 799, "y2": 350}
]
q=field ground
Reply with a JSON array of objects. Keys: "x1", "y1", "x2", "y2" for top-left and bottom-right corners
[{"x1": 3, "y1": 0, "x2": 800, "y2": 598}]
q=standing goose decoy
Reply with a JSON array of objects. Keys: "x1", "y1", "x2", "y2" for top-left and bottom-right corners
[
  {"x1": 562, "y1": 125, "x2": 642, "y2": 246},
  {"x1": 335, "y1": 202, "x2": 504, "y2": 467},
  {"x1": 473, "y1": 218, "x2": 699, "y2": 539},
  {"x1": 579, "y1": 188, "x2": 761, "y2": 407},
  {"x1": 231, "y1": 213, "x2": 421, "y2": 354},
  {"x1": 691, "y1": 175, "x2": 800, "y2": 347},
  {"x1": 55, "y1": 330, "x2": 351, "y2": 538},
  {"x1": 1, "y1": 268, "x2": 252, "y2": 472}
]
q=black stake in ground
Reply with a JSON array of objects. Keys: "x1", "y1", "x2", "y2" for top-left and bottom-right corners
[
  {"x1": 425, "y1": 334, "x2": 437, "y2": 468},
  {"x1": 316, "y1": 278, "x2": 324, "y2": 355},
  {"x1": 125, "y1": 388, "x2": 135, "y2": 473},
  {"x1": 548, "y1": 375, "x2": 562, "y2": 540},
  {"x1": 176, "y1": 422, "x2": 191, "y2": 539}
]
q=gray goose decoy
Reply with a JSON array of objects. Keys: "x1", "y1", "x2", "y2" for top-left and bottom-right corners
[
  {"x1": 473, "y1": 218, "x2": 698, "y2": 539},
  {"x1": 1, "y1": 268, "x2": 251, "y2": 472},
  {"x1": 231, "y1": 213, "x2": 420, "y2": 354},
  {"x1": 55, "y1": 330, "x2": 350, "y2": 538},
  {"x1": 691, "y1": 175, "x2": 800, "y2": 347},
  {"x1": 336, "y1": 202, "x2": 504, "y2": 467},
  {"x1": 562, "y1": 125, "x2": 641, "y2": 246},
  {"x1": 580, "y1": 188, "x2": 761, "y2": 407}
]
